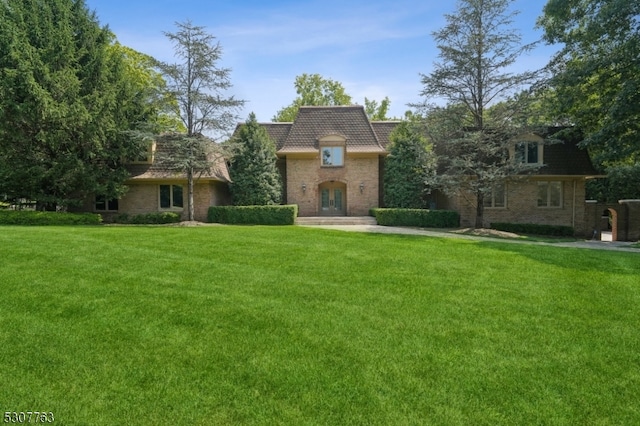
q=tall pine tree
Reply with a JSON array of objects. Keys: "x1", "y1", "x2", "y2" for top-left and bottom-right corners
[
  {"x1": 229, "y1": 113, "x2": 282, "y2": 205},
  {"x1": 0, "y1": 0, "x2": 152, "y2": 209}
]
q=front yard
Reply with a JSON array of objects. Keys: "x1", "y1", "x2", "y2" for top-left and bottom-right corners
[{"x1": 1, "y1": 225, "x2": 638, "y2": 425}]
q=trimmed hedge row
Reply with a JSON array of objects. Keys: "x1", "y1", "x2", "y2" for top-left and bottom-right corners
[
  {"x1": 112, "y1": 212, "x2": 182, "y2": 224},
  {"x1": 491, "y1": 222, "x2": 575, "y2": 237},
  {"x1": 208, "y1": 205, "x2": 298, "y2": 225},
  {"x1": 370, "y1": 208, "x2": 460, "y2": 228},
  {"x1": 0, "y1": 210, "x2": 102, "y2": 225}
]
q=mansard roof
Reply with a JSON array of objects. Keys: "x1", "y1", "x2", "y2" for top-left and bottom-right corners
[
  {"x1": 126, "y1": 133, "x2": 230, "y2": 182},
  {"x1": 258, "y1": 105, "x2": 394, "y2": 154}
]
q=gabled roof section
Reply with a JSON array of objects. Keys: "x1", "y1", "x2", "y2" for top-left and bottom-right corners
[{"x1": 277, "y1": 105, "x2": 387, "y2": 154}]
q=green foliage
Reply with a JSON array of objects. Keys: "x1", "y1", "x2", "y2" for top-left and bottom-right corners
[
  {"x1": 586, "y1": 164, "x2": 640, "y2": 202},
  {"x1": 0, "y1": 210, "x2": 102, "y2": 225},
  {"x1": 154, "y1": 20, "x2": 244, "y2": 220},
  {"x1": 491, "y1": 222, "x2": 575, "y2": 237},
  {"x1": 537, "y1": 0, "x2": 640, "y2": 166},
  {"x1": 112, "y1": 212, "x2": 181, "y2": 224},
  {"x1": 365, "y1": 96, "x2": 391, "y2": 121},
  {"x1": 273, "y1": 74, "x2": 353, "y2": 122},
  {"x1": 417, "y1": 0, "x2": 542, "y2": 227},
  {"x1": 370, "y1": 208, "x2": 459, "y2": 228},
  {"x1": 383, "y1": 121, "x2": 435, "y2": 208},
  {"x1": 208, "y1": 205, "x2": 298, "y2": 225},
  {"x1": 0, "y1": 0, "x2": 161, "y2": 208},
  {"x1": 229, "y1": 113, "x2": 283, "y2": 206}
]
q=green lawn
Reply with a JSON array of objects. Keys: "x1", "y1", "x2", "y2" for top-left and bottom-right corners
[{"x1": 1, "y1": 225, "x2": 639, "y2": 425}]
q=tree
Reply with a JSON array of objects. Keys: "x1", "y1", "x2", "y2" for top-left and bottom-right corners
[
  {"x1": 155, "y1": 20, "x2": 244, "y2": 221},
  {"x1": 365, "y1": 96, "x2": 391, "y2": 121},
  {"x1": 228, "y1": 113, "x2": 282, "y2": 205},
  {"x1": 273, "y1": 74, "x2": 352, "y2": 122},
  {"x1": 417, "y1": 0, "x2": 541, "y2": 228},
  {"x1": 537, "y1": 0, "x2": 640, "y2": 166},
  {"x1": 383, "y1": 121, "x2": 435, "y2": 208},
  {"x1": 0, "y1": 0, "x2": 152, "y2": 209}
]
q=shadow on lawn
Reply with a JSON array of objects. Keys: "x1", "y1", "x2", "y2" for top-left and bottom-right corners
[{"x1": 476, "y1": 239, "x2": 640, "y2": 276}]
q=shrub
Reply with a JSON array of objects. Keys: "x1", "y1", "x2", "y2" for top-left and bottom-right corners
[
  {"x1": 113, "y1": 212, "x2": 181, "y2": 224},
  {"x1": 208, "y1": 205, "x2": 298, "y2": 225},
  {"x1": 491, "y1": 222, "x2": 575, "y2": 237},
  {"x1": 370, "y1": 208, "x2": 459, "y2": 228},
  {"x1": 0, "y1": 210, "x2": 102, "y2": 225}
]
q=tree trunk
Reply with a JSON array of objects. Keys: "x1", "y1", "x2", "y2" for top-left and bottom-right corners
[
  {"x1": 187, "y1": 168, "x2": 195, "y2": 221},
  {"x1": 475, "y1": 192, "x2": 484, "y2": 229}
]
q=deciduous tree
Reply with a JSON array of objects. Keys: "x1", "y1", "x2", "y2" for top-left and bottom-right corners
[
  {"x1": 155, "y1": 20, "x2": 244, "y2": 221},
  {"x1": 537, "y1": 0, "x2": 640, "y2": 166},
  {"x1": 417, "y1": 0, "x2": 541, "y2": 227}
]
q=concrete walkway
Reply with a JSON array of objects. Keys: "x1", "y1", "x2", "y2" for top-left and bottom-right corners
[{"x1": 298, "y1": 223, "x2": 640, "y2": 253}]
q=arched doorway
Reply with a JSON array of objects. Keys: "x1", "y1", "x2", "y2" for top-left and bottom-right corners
[
  {"x1": 319, "y1": 181, "x2": 346, "y2": 216},
  {"x1": 601, "y1": 208, "x2": 618, "y2": 241}
]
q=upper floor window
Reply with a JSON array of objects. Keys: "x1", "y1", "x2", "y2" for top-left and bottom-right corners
[
  {"x1": 513, "y1": 135, "x2": 543, "y2": 165},
  {"x1": 516, "y1": 141, "x2": 538, "y2": 163},
  {"x1": 321, "y1": 146, "x2": 344, "y2": 167},
  {"x1": 131, "y1": 141, "x2": 156, "y2": 164}
]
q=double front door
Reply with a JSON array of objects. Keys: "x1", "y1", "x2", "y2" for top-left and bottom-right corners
[{"x1": 319, "y1": 182, "x2": 346, "y2": 216}]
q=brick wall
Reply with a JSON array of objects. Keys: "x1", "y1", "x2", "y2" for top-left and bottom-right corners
[
  {"x1": 76, "y1": 180, "x2": 229, "y2": 222},
  {"x1": 285, "y1": 154, "x2": 380, "y2": 216},
  {"x1": 453, "y1": 178, "x2": 589, "y2": 235}
]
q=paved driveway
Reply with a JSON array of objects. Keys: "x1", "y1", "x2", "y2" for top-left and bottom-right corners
[{"x1": 299, "y1": 224, "x2": 639, "y2": 253}]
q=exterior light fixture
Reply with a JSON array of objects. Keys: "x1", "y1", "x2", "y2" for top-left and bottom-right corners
[
  {"x1": 359, "y1": 182, "x2": 365, "y2": 193},
  {"x1": 302, "y1": 183, "x2": 307, "y2": 193}
]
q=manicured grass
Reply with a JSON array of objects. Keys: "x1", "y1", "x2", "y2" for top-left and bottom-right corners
[{"x1": 1, "y1": 225, "x2": 639, "y2": 425}]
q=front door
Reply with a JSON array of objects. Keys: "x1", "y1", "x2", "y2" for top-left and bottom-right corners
[{"x1": 319, "y1": 182, "x2": 346, "y2": 216}]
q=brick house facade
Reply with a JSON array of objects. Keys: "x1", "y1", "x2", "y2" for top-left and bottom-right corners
[
  {"x1": 78, "y1": 105, "x2": 601, "y2": 234},
  {"x1": 259, "y1": 106, "x2": 600, "y2": 235},
  {"x1": 73, "y1": 134, "x2": 231, "y2": 222}
]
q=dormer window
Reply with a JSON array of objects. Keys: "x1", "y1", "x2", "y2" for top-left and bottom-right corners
[
  {"x1": 513, "y1": 135, "x2": 543, "y2": 165},
  {"x1": 319, "y1": 135, "x2": 346, "y2": 167},
  {"x1": 321, "y1": 146, "x2": 344, "y2": 166},
  {"x1": 131, "y1": 141, "x2": 156, "y2": 164},
  {"x1": 516, "y1": 141, "x2": 539, "y2": 164}
]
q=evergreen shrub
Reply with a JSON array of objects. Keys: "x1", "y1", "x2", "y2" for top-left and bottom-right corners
[
  {"x1": 370, "y1": 208, "x2": 459, "y2": 228},
  {"x1": 0, "y1": 210, "x2": 102, "y2": 225},
  {"x1": 208, "y1": 205, "x2": 297, "y2": 225}
]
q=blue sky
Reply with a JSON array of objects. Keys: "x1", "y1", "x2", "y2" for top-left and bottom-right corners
[{"x1": 85, "y1": 0, "x2": 558, "y2": 122}]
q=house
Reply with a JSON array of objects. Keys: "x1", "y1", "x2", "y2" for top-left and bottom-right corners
[
  {"x1": 258, "y1": 105, "x2": 600, "y2": 235},
  {"x1": 78, "y1": 105, "x2": 601, "y2": 236},
  {"x1": 73, "y1": 134, "x2": 231, "y2": 222}
]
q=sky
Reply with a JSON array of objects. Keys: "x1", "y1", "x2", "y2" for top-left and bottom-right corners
[{"x1": 84, "y1": 0, "x2": 559, "y2": 123}]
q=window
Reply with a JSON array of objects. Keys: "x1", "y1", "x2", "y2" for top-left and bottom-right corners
[
  {"x1": 483, "y1": 183, "x2": 506, "y2": 208},
  {"x1": 515, "y1": 141, "x2": 540, "y2": 164},
  {"x1": 321, "y1": 146, "x2": 344, "y2": 166},
  {"x1": 159, "y1": 184, "x2": 183, "y2": 209},
  {"x1": 537, "y1": 181, "x2": 562, "y2": 208},
  {"x1": 95, "y1": 195, "x2": 119, "y2": 212},
  {"x1": 131, "y1": 141, "x2": 156, "y2": 164}
]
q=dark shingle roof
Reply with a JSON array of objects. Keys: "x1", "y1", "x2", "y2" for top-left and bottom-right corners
[
  {"x1": 537, "y1": 129, "x2": 598, "y2": 176},
  {"x1": 371, "y1": 121, "x2": 401, "y2": 149},
  {"x1": 277, "y1": 105, "x2": 386, "y2": 154},
  {"x1": 126, "y1": 134, "x2": 230, "y2": 182}
]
